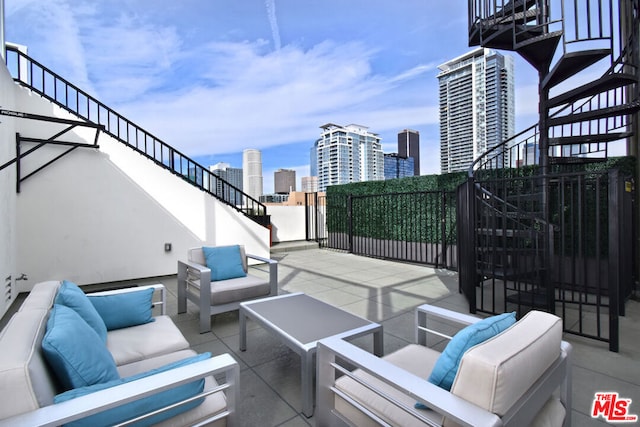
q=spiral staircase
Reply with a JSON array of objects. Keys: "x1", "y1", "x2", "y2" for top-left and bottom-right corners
[{"x1": 460, "y1": 0, "x2": 639, "y2": 351}]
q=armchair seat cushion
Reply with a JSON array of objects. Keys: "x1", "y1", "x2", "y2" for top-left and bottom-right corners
[
  {"x1": 335, "y1": 344, "x2": 443, "y2": 427},
  {"x1": 107, "y1": 316, "x2": 189, "y2": 366},
  {"x1": 208, "y1": 275, "x2": 271, "y2": 305}
]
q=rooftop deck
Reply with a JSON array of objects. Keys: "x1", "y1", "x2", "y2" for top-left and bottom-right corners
[{"x1": 4, "y1": 246, "x2": 639, "y2": 426}]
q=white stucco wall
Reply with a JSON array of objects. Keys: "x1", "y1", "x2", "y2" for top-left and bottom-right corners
[
  {"x1": 6, "y1": 79, "x2": 269, "y2": 290},
  {"x1": 0, "y1": 61, "x2": 18, "y2": 317},
  {"x1": 268, "y1": 206, "x2": 307, "y2": 243}
]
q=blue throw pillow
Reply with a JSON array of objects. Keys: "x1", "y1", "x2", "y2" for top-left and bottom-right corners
[
  {"x1": 427, "y1": 312, "x2": 516, "y2": 392},
  {"x1": 202, "y1": 245, "x2": 247, "y2": 281},
  {"x1": 42, "y1": 305, "x2": 119, "y2": 390},
  {"x1": 54, "y1": 353, "x2": 211, "y2": 427},
  {"x1": 88, "y1": 288, "x2": 155, "y2": 331},
  {"x1": 55, "y1": 280, "x2": 107, "y2": 342}
]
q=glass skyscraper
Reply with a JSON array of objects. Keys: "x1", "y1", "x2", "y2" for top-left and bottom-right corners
[
  {"x1": 438, "y1": 48, "x2": 514, "y2": 173},
  {"x1": 384, "y1": 153, "x2": 414, "y2": 180},
  {"x1": 311, "y1": 123, "x2": 384, "y2": 192},
  {"x1": 210, "y1": 162, "x2": 243, "y2": 205},
  {"x1": 397, "y1": 129, "x2": 420, "y2": 176}
]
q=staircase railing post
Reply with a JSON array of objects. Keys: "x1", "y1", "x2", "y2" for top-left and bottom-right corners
[{"x1": 538, "y1": 66, "x2": 554, "y2": 314}]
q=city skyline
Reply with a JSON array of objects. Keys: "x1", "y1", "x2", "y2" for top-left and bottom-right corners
[{"x1": 5, "y1": 1, "x2": 543, "y2": 193}]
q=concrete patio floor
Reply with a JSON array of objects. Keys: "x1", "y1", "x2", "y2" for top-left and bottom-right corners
[
  {"x1": 150, "y1": 246, "x2": 640, "y2": 426},
  {"x1": 5, "y1": 245, "x2": 639, "y2": 426}
]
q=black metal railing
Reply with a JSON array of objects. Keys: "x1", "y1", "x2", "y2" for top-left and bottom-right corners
[
  {"x1": 4, "y1": 46, "x2": 268, "y2": 226},
  {"x1": 320, "y1": 191, "x2": 457, "y2": 269},
  {"x1": 463, "y1": 0, "x2": 639, "y2": 351},
  {"x1": 459, "y1": 169, "x2": 632, "y2": 351}
]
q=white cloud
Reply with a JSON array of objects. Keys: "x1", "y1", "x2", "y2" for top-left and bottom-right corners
[{"x1": 116, "y1": 40, "x2": 432, "y2": 156}]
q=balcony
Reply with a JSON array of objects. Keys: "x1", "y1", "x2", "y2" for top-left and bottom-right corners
[{"x1": 4, "y1": 243, "x2": 637, "y2": 426}]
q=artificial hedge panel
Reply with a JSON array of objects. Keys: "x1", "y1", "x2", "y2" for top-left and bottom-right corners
[
  {"x1": 324, "y1": 156, "x2": 635, "y2": 253},
  {"x1": 325, "y1": 173, "x2": 465, "y2": 244}
]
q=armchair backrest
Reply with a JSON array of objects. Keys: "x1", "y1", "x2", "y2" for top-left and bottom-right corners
[
  {"x1": 445, "y1": 310, "x2": 563, "y2": 426},
  {"x1": 188, "y1": 246, "x2": 248, "y2": 273}
]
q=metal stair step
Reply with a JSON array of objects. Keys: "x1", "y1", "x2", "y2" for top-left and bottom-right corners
[
  {"x1": 478, "y1": 267, "x2": 540, "y2": 281},
  {"x1": 548, "y1": 99, "x2": 640, "y2": 126},
  {"x1": 548, "y1": 156, "x2": 607, "y2": 165},
  {"x1": 490, "y1": 0, "x2": 538, "y2": 18},
  {"x1": 515, "y1": 31, "x2": 563, "y2": 72},
  {"x1": 548, "y1": 132, "x2": 633, "y2": 146},
  {"x1": 472, "y1": 24, "x2": 536, "y2": 50},
  {"x1": 548, "y1": 73, "x2": 637, "y2": 108},
  {"x1": 476, "y1": 228, "x2": 535, "y2": 238},
  {"x1": 542, "y1": 49, "x2": 611, "y2": 90}
]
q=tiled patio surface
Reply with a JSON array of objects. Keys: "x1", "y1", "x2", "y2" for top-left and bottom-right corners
[
  {"x1": 5, "y1": 245, "x2": 639, "y2": 426},
  {"x1": 153, "y1": 246, "x2": 640, "y2": 426}
]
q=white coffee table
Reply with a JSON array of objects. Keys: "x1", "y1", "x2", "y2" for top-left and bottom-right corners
[{"x1": 239, "y1": 292, "x2": 383, "y2": 417}]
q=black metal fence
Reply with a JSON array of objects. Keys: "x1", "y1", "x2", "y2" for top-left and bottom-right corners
[
  {"x1": 458, "y1": 169, "x2": 635, "y2": 352},
  {"x1": 312, "y1": 191, "x2": 457, "y2": 269}
]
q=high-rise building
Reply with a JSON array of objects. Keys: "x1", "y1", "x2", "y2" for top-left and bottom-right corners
[
  {"x1": 384, "y1": 153, "x2": 415, "y2": 180},
  {"x1": 438, "y1": 47, "x2": 514, "y2": 173},
  {"x1": 274, "y1": 169, "x2": 296, "y2": 194},
  {"x1": 311, "y1": 123, "x2": 384, "y2": 192},
  {"x1": 242, "y1": 149, "x2": 263, "y2": 200},
  {"x1": 397, "y1": 129, "x2": 420, "y2": 175},
  {"x1": 301, "y1": 176, "x2": 318, "y2": 193},
  {"x1": 210, "y1": 162, "x2": 243, "y2": 204}
]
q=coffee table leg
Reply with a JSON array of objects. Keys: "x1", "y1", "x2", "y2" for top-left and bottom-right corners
[
  {"x1": 301, "y1": 351, "x2": 314, "y2": 417},
  {"x1": 239, "y1": 307, "x2": 247, "y2": 352},
  {"x1": 373, "y1": 329, "x2": 383, "y2": 357}
]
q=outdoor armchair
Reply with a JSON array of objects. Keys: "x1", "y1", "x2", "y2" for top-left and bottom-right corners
[
  {"x1": 177, "y1": 245, "x2": 278, "y2": 333},
  {"x1": 317, "y1": 304, "x2": 572, "y2": 427}
]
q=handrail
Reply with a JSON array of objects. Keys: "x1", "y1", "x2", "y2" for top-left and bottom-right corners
[
  {"x1": 4, "y1": 45, "x2": 269, "y2": 226},
  {"x1": 467, "y1": 0, "x2": 636, "y2": 180}
]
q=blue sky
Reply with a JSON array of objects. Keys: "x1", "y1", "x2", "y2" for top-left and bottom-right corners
[{"x1": 5, "y1": 0, "x2": 541, "y2": 193}]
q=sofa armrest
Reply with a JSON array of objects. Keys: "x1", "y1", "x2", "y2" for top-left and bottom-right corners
[
  {"x1": 88, "y1": 284, "x2": 167, "y2": 316},
  {"x1": 415, "y1": 303, "x2": 482, "y2": 346},
  {"x1": 0, "y1": 354, "x2": 240, "y2": 427},
  {"x1": 316, "y1": 336, "x2": 502, "y2": 427},
  {"x1": 246, "y1": 254, "x2": 278, "y2": 295}
]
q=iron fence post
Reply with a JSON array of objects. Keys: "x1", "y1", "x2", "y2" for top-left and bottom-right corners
[
  {"x1": 441, "y1": 190, "x2": 447, "y2": 268},
  {"x1": 608, "y1": 170, "x2": 621, "y2": 352},
  {"x1": 348, "y1": 194, "x2": 353, "y2": 254}
]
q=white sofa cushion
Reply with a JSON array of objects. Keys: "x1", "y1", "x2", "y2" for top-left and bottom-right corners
[
  {"x1": 117, "y1": 349, "x2": 198, "y2": 378},
  {"x1": 17, "y1": 281, "x2": 60, "y2": 311},
  {"x1": 335, "y1": 344, "x2": 444, "y2": 427},
  {"x1": 154, "y1": 374, "x2": 228, "y2": 427},
  {"x1": 107, "y1": 315, "x2": 190, "y2": 366},
  {"x1": 115, "y1": 349, "x2": 229, "y2": 427},
  {"x1": 0, "y1": 308, "x2": 58, "y2": 418}
]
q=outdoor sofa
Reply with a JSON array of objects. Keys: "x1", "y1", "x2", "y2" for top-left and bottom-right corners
[
  {"x1": 317, "y1": 304, "x2": 572, "y2": 427},
  {"x1": 0, "y1": 280, "x2": 238, "y2": 426}
]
